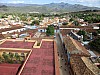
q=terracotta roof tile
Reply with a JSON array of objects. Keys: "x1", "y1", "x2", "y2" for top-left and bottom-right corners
[
  {"x1": 20, "y1": 41, "x2": 55, "y2": 75},
  {"x1": 0, "y1": 64, "x2": 21, "y2": 75}
]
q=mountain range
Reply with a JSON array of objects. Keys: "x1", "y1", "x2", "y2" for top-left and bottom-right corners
[{"x1": 0, "y1": 2, "x2": 100, "y2": 13}]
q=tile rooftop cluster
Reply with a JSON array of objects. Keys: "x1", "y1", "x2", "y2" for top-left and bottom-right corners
[
  {"x1": 70, "y1": 56, "x2": 94, "y2": 75},
  {"x1": 63, "y1": 35, "x2": 90, "y2": 56},
  {"x1": 0, "y1": 39, "x2": 56, "y2": 75},
  {"x1": 63, "y1": 35, "x2": 100, "y2": 75},
  {"x1": 0, "y1": 26, "x2": 23, "y2": 33},
  {"x1": 60, "y1": 29, "x2": 71, "y2": 36},
  {"x1": 82, "y1": 57, "x2": 100, "y2": 75},
  {"x1": 60, "y1": 26, "x2": 93, "y2": 29},
  {"x1": 16, "y1": 29, "x2": 37, "y2": 37}
]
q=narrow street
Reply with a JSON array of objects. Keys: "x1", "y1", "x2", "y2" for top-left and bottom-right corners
[{"x1": 55, "y1": 33, "x2": 70, "y2": 75}]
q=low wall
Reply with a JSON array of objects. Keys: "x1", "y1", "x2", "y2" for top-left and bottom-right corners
[
  {"x1": 54, "y1": 41, "x2": 60, "y2": 75},
  {"x1": 58, "y1": 32, "x2": 63, "y2": 43},
  {"x1": 18, "y1": 50, "x2": 32, "y2": 75}
]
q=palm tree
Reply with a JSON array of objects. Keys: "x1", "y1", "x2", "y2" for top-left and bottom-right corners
[
  {"x1": 2, "y1": 52, "x2": 10, "y2": 63},
  {"x1": 9, "y1": 52, "x2": 14, "y2": 61},
  {"x1": 15, "y1": 53, "x2": 20, "y2": 63}
]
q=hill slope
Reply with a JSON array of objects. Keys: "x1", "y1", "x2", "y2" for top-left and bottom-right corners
[{"x1": 0, "y1": 2, "x2": 100, "y2": 13}]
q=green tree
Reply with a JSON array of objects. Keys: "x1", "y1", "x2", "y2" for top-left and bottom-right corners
[
  {"x1": 15, "y1": 53, "x2": 20, "y2": 61},
  {"x1": 92, "y1": 32, "x2": 98, "y2": 36},
  {"x1": 62, "y1": 22, "x2": 68, "y2": 25},
  {"x1": 9, "y1": 52, "x2": 14, "y2": 61},
  {"x1": 89, "y1": 38, "x2": 100, "y2": 53},
  {"x1": 77, "y1": 30, "x2": 86, "y2": 36},
  {"x1": 69, "y1": 18, "x2": 74, "y2": 22},
  {"x1": 31, "y1": 20, "x2": 40, "y2": 25},
  {"x1": 1, "y1": 15, "x2": 7, "y2": 18},
  {"x1": 77, "y1": 30, "x2": 86, "y2": 41},
  {"x1": 46, "y1": 25, "x2": 54, "y2": 36},
  {"x1": 15, "y1": 53, "x2": 23, "y2": 63},
  {"x1": 73, "y1": 21, "x2": 80, "y2": 26},
  {"x1": 2, "y1": 52, "x2": 10, "y2": 63},
  {"x1": 97, "y1": 30, "x2": 100, "y2": 34},
  {"x1": 20, "y1": 16, "x2": 27, "y2": 21}
]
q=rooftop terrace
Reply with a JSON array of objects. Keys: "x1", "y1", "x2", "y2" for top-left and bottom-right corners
[
  {"x1": 0, "y1": 64, "x2": 21, "y2": 75},
  {"x1": 0, "y1": 40, "x2": 35, "y2": 49},
  {"x1": 0, "y1": 39, "x2": 56, "y2": 75},
  {"x1": 19, "y1": 41, "x2": 55, "y2": 75}
]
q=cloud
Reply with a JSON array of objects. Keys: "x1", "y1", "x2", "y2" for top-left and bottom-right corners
[{"x1": 8, "y1": 0, "x2": 24, "y2": 4}]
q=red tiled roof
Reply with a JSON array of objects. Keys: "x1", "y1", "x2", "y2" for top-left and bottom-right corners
[
  {"x1": 20, "y1": 41, "x2": 55, "y2": 75},
  {"x1": 63, "y1": 36, "x2": 90, "y2": 56},
  {"x1": 0, "y1": 34, "x2": 4, "y2": 39},
  {"x1": 0, "y1": 41, "x2": 35, "y2": 49},
  {"x1": 41, "y1": 41, "x2": 54, "y2": 49},
  {"x1": 70, "y1": 56, "x2": 95, "y2": 75},
  {"x1": 60, "y1": 29, "x2": 71, "y2": 36},
  {"x1": 60, "y1": 26, "x2": 93, "y2": 29},
  {"x1": 84, "y1": 29, "x2": 97, "y2": 32},
  {"x1": 0, "y1": 26, "x2": 24, "y2": 33},
  {"x1": 0, "y1": 63, "x2": 21, "y2": 75}
]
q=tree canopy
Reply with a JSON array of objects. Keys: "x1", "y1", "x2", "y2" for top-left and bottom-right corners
[
  {"x1": 77, "y1": 30, "x2": 87, "y2": 41},
  {"x1": 73, "y1": 20, "x2": 80, "y2": 26},
  {"x1": 31, "y1": 20, "x2": 40, "y2": 25},
  {"x1": 62, "y1": 22, "x2": 68, "y2": 25},
  {"x1": 69, "y1": 18, "x2": 74, "y2": 22},
  {"x1": 89, "y1": 38, "x2": 100, "y2": 53},
  {"x1": 77, "y1": 30, "x2": 86, "y2": 36},
  {"x1": 46, "y1": 25, "x2": 54, "y2": 36}
]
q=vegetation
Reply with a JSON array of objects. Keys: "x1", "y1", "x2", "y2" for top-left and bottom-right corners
[
  {"x1": 62, "y1": 22, "x2": 68, "y2": 25},
  {"x1": 1, "y1": 52, "x2": 25, "y2": 64},
  {"x1": 0, "y1": 3, "x2": 100, "y2": 13},
  {"x1": 89, "y1": 38, "x2": 100, "y2": 53},
  {"x1": 72, "y1": 13, "x2": 100, "y2": 23},
  {"x1": 92, "y1": 32, "x2": 98, "y2": 36},
  {"x1": 31, "y1": 20, "x2": 40, "y2": 25},
  {"x1": 46, "y1": 25, "x2": 54, "y2": 36},
  {"x1": 20, "y1": 16, "x2": 27, "y2": 21},
  {"x1": 97, "y1": 30, "x2": 100, "y2": 34},
  {"x1": 73, "y1": 20, "x2": 80, "y2": 26},
  {"x1": 1, "y1": 15, "x2": 7, "y2": 18},
  {"x1": 77, "y1": 30, "x2": 87, "y2": 41},
  {"x1": 69, "y1": 18, "x2": 74, "y2": 22},
  {"x1": 77, "y1": 30, "x2": 86, "y2": 36}
]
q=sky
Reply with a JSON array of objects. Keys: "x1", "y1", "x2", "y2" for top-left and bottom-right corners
[{"x1": 0, "y1": 0, "x2": 100, "y2": 7}]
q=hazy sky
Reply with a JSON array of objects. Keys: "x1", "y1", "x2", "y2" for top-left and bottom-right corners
[{"x1": 0, "y1": 0, "x2": 100, "y2": 7}]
